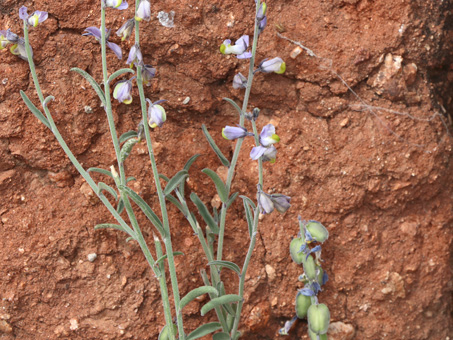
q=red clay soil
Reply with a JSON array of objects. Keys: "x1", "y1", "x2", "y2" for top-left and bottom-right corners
[{"x1": 0, "y1": 0, "x2": 452, "y2": 339}]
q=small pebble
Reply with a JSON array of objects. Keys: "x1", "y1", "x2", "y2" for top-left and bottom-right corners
[
  {"x1": 182, "y1": 96, "x2": 190, "y2": 104},
  {"x1": 87, "y1": 253, "x2": 97, "y2": 262}
]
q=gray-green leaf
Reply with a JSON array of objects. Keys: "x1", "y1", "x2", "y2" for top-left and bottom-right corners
[
  {"x1": 202, "y1": 124, "x2": 230, "y2": 167},
  {"x1": 186, "y1": 323, "x2": 222, "y2": 340},
  {"x1": 202, "y1": 168, "x2": 228, "y2": 203},
  {"x1": 20, "y1": 90, "x2": 50, "y2": 129}
]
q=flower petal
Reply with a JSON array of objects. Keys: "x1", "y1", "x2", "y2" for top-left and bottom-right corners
[
  {"x1": 19, "y1": 6, "x2": 29, "y2": 20},
  {"x1": 250, "y1": 146, "x2": 267, "y2": 160},
  {"x1": 107, "y1": 41, "x2": 122, "y2": 59}
]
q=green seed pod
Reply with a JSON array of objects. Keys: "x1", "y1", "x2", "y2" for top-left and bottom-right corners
[
  {"x1": 306, "y1": 221, "x2": 329, "y2": 243},
  {"x1": 119, "y1": 138, "x2": 138, "y2": 163},
  {"x1": 295, "y1": 291, "x2": 312, "y2": 319},
  {"x1": 290, "y1": 237, "x2": 305, "y2": 264},
  {"x1": 308, "y1": 328, "x2": 328, "y2": 340},
  {"x1": 302, "y1": 254, "x2": 317, "y2": 281},
  {"x1": 158, "y1": 324, "x2": 178, "y2": 340},
  {"x1": 307, "y1": 303, "x2": 330, "y2": 335}
]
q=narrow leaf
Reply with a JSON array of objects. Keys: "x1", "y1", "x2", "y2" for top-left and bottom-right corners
[
  {"x1": 239, "y1": 195, "x2": 256, "y2": 210},
  {"x1": 186, "y1": 323, "x2": 222, "y2": 340},
  {"x1": 158, "y1": 324, "x2": 177, "y2": 340},
  {"x1": 159, "y1": 173, "x2": 170, "y2": 182},
  {"x1": 119, "y1": 130, "x2": 138, "y2": 144},
  {"x1": 208, "y1": 260, "x2": 241, "y2": 276},
  {"x1": 94, "y1": 223, "x2": 124, "y2": 232},
  {"x1": 88, "y1": 167, "x2": 113, "y2": 179},
  {"x1": 108, "y1": 68, "x2": 135, "y2": 84},
  {"x1": 202, "y1": 168, "x2": 228, "y2": 203},
  {"x1": 166, "y1": 194, "x2": 188, "y2": 216},
  {"x1": 180, "y1": 154, "x2": 201, "y2": 196},
  {"x1": 98, "y1": 182, "x2": 118, "y2": 200},
  {"x1": 71, "y1": 67, "x2": 106, "y2": 106},
  {"x1": 126, "y1": 176, "x2": 136, "y2": 183},
  {"x1": 164, "y1": 170, "x2": 189, "y2": 196},
  {"x1": 155, "y1": 251, "x2": 184, "y2": 266},
  {"x1": 202, "y1": 124, "x2": 230, "y2": 167},
  {"x1": 190, "y1": 193, "x2": 219, "y2": 234},
  {"x1": 222, "y1": 97, "x2": 243, "y2": 116},
  {"x1": 117, "y1": 197, "x2": 124, "y2": 214},
  {"x1": 43, "y1": 95, "x2": 55, "y2": 107},
  {"x1": 20, "y1": 90, "x2": 50, "y2": 129},
  {"x1": 213, "y1": 332, "x2": 230, "y2": 340},
  {"x1": 180, "y1": 286, "x2": 219, "y2": 310},
  {"x1": 200, "y1": 295, "x2": 242, "y2": 316},
  {"x1": 226, "y1": 192, "x2": 239, "y2": 209},
  {"x1": 242, "y1": 199, "x2": 253, "y2": 238},
  {"x1": 119, "y1": 185, "x2": 166, "y2": 237}
]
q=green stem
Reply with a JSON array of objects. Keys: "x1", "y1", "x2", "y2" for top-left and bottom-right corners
[
  {"x1": 230, "y1": 207, "x2": 260, "y2": 339},
  {"x1": 135, "y1": 13, "x2": 185, "y2": 340},
  {"x1": 154, "y1": 235, "x2": 176, "y2": 340}
]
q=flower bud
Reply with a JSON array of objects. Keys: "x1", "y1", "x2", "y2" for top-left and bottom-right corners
[
  {"x1": 113, "y1": 79, "x2": 133, "y2": 104},
  {"x1": 295, "y1": 291, "x2": 312, "y2": 319},
  {"x1": 307, "y1": 303, "x2": 330, "y2": 335},
  {"x1": 302, "y1": 254, "x2": 317, "y2": 280},
  {"x1": 116, "y1": 18, "x2": 135, "y2": 41},
  {"x1": 232, "y1": 72, "x2": 247, "y2": 89},
  {"x1": 289, "y1": 237, "x2": 305, "y2": 264},
  {"x1": 146, "y1": 99, "x2": 167, "y2": 128},
  {"x1": 258, "y1": 57, "x2": 286, "y2": 74},
  {"x1": 306, "y1": 221, "x2": 329, "y2": 243}
]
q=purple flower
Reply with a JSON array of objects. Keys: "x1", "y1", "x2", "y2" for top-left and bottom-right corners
[
  {"x1": 146, "y1": 99, "x2": 167, "y2": 128},
  {"x1": 220, "y1": 35, "x2": 252, "y2": 59},
  {"x1": 257, "y1": 57, "x2": 286, "y2": 74},
  {"x1": 113, "y1": 78, "x2": 134, "y2": 104},
  {"x1": 258, "y1": 15, "x2": 267, "y2": 34},
  {"x1": 135, "y1": 0, "x2": 151, "y2": 21},
  {"x1": 257, "y1": 185, "x2": 291, "y2": 214},
  {"x1": 256, "y1": 2, "x2": 267, "y2": 21},
  {"x1": 259, "y1": 124, "x2": 280, "y2": 146},
  {"x1": 5, "y1": 30, "x2": 30, "y2": 60},
  {"x1": 141, "y1": 64, "x2": 156, "y2": 86},
  {"x1": 222, "y1": 126, "x2": 254, "y2": 140},
  {"x1": 261, "y1": 145, "x2": 277, "y2": 163},
  {"x1": 83, "y1": 27, "x2": 122, "y2": 59},
  {"x1": 116, "y1": 18, "x2": 135, "y2": 41},
  {"x1": 19, "y1": 6, "x2": 48, "y2": 27},
  {"x1": 104, "y1": 0, "x2": 129, "y2": 9},
  {"x1": 232, "y1": 73, "x2": 247, "y2": 89},
  {"x1": 0, "y1": 30, "x2": 11, "y2": 50},
  {"x1": 127, "y1": 43, "x2": 143, "y2": 66}
]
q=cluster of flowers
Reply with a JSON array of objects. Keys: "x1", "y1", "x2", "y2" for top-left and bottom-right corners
[
  {"x1": 280, "y1": 220, "x2": 330, "y2": 339},
  {"x1": 82, "y1": 0, "x2": 165, "y2": 129},
  {"x1": 219, "y1": 1, "x2": 290, "y2": 215},
  {"x1": 0, "y1": 7, "x2": 48, "y2": 60}
]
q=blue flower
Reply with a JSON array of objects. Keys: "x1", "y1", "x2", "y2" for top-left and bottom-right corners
[
  {"x1": 257, "y1": 185, "x2": 291, "y2": 214},
  {"x1": 83, "y1": 27, "x2": 122, "y2": 59},
  {"x1": 5, "y1": 30, "x2": 30, "y2": 60},
  {"x1": 257, "y1": 57, "x2": 286, "y2": 74},
  {"x1": 233, "y1": 73, "x2": 247, "y2": 89},
  {"x1": 113, "y1": 78, "x2": 134, "y2": 104},
  {"x1": 135, "y1": 0, "x2": 151, "y2": 21},
  {"x1": 222, "y1": 126, "x2": 254, "y2": 140},
  {"x1": 104, "y1": 0, "x2": 128, "y2": 9},
  {"x1": 0, "y1": 30, "x2": 9, "y2": 50},
  {"x1": 146, "y1": 99, "x2": 167, "y2": 128},
  {"x1": 127, "y1": 43, "x2": 143, "y2": 66},
  {"x1": 220, "y1": 35, "x2": 252, "y2": 59},
  {"x1": 141, "y1": 64, "x2": 156, "y2": 86},
  {"x1": 250, "y1": 124, "x2": 280, "y2": 160},
  {"x1": 19, "y1": 6, "x2": 48, "y2": 27},
  {"x1": 116, "y1": 18, "x2": 135, "y2": 41}
]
